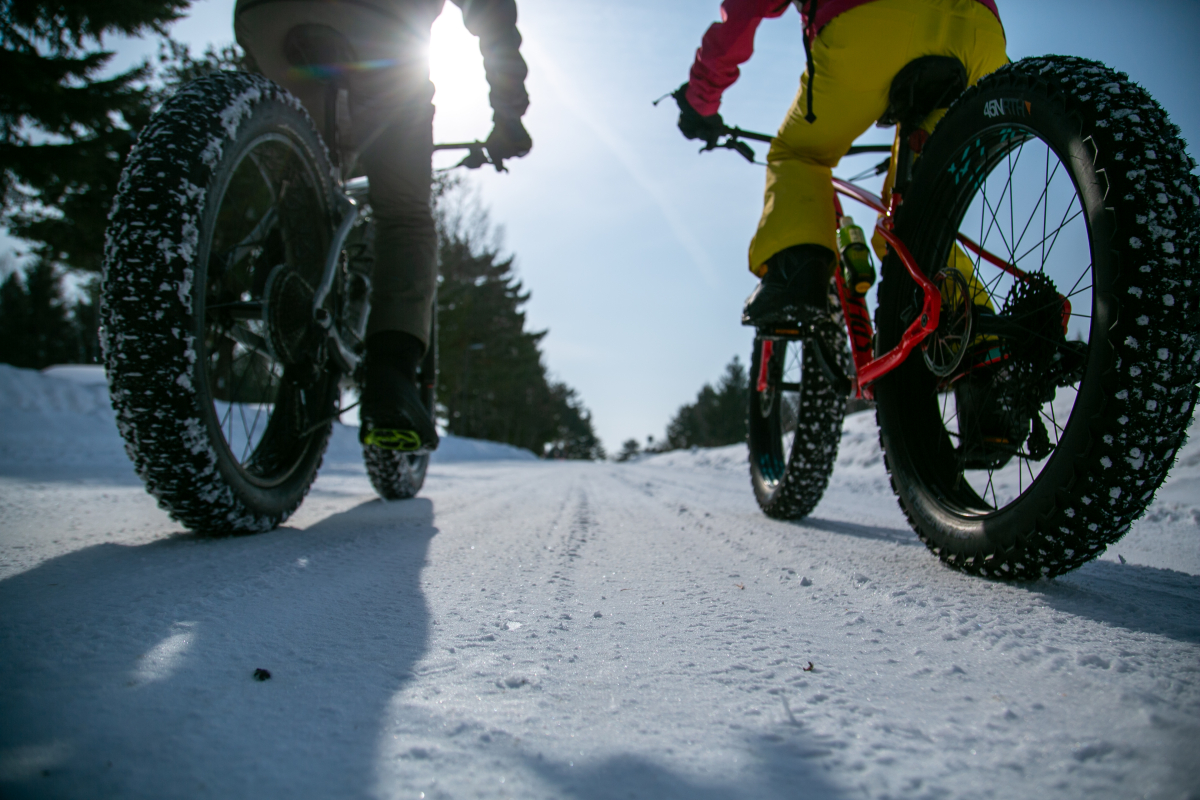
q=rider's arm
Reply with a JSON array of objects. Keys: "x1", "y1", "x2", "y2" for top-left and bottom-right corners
[
  {"x1": 452, "y1": 0, "x2": 529, "y2": 119},
  {"x1": 686, "y1": 0, "x2": 791, "y2": 117}
]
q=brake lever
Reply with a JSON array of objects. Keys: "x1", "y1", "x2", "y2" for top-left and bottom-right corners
[
  {"x1": 726, "y1": 138, "x2": 756, "y2": 162},
  {"x1": 699, "y1": 134, "x2": 758, "y2": 163}
]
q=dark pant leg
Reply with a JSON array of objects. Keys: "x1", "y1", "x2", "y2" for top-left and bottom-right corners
[
  {"x1": 352, "y1": 69, "x2": 438, "y2": 347},
  {"x1": 234, "y1": 0, "x2": 439, "y2": 348}
]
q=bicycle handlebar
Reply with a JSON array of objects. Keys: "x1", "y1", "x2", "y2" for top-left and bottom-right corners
[
  {"x1": 701, "y1": 125, "x2": 893, "y2": 164},
  {"x1": 433, "y1": 140, "x2": 506, "y2": 172}
]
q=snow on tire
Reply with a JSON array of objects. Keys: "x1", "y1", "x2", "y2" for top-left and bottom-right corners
[
  {"x1": 102, "y1": 72, "x2": 339, "y2": 533},
  {"x1": 748, "y1": 317, "x2": 850, "y2": 520},
  {"x1": 874, "y1": 56, "x2": 1199, "y2": 579}
]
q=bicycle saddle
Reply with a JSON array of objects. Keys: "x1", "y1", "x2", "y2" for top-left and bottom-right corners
[
  {"x1": 877, "y1": 55, "x2": 967, "y2": 129},
  {"x1": 283, "y1": 24, "x2": 358, "y2": 76}
]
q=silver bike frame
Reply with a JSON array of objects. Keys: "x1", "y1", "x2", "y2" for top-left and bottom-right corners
[{"x1": 311, "y1": 176, "x2": 372, "y2": 374}]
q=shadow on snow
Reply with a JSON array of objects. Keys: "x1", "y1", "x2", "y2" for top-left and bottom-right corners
[{"x1": 0, "y1": 497, "x2": 436, "y2": 798}]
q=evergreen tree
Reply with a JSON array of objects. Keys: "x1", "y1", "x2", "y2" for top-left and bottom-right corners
[
  {"x1": 154, "y1": 38, "x2": 249, "y2": 87},
  {"x1": 434, "y1": 178, "x2": 601, "y2": 459},
  {"x1": 70, "y1": 274, "x2": 101, "y2": 363},
  {"x1": 615, "y1": 438, "x2": 641, "y2": 462},
  {"x1": 542, "y1": 382, "x2": 605, "y2": 460},
  {"x1": 0, "y1": 259, "x2": 88, "y2": 367},
  {"x1": 1, "y1": 0, "x2": 192, "y2": 273},
  {"x1": 662, "y1": 356, "x2": 748, "y2": 450}
]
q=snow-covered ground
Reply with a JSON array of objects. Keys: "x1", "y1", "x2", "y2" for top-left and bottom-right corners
[{"x1": 1, "y1": 364, "x2": 1197, "y2": 799}]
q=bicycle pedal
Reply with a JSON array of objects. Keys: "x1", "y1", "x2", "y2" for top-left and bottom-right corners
[
  {"x1": 757, "y1": 324, "x2": 808, "y2": 340},
  {"x1": 362, "y1": 428, "x2": 427, "y2": 452}
]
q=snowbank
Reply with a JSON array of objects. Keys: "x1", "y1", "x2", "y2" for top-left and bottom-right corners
[
  {"x1": 0, "y1": 364, "x2": 129, "y2": 475},
  {"x1": 0, "y1": 365, "x2": 537, "y2": 479},
  {"x1": 633, "y1": 442, "x2": 747, "y2": 472},
  {"x1": 634, "y1": 408, "x2": 884, "y2": 476}
]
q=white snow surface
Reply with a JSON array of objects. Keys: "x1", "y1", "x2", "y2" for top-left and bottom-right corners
[{"x1": 1, "y1": 364, "x2": 1197, "y2": 799}]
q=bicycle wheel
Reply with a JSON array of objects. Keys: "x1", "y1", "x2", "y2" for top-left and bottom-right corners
[
  {"x1": 103, "y1": 72, "x2": 339, "y2": 533},
  {"x1": 363, "y1": 308, "x2": 436, "y2": 500},
  {"x1": 748, "y1": 318, "x2": 849, "y2": 519},
  {"x1": 875, "y1": 56, "x2": 1200, "y2": 578}
]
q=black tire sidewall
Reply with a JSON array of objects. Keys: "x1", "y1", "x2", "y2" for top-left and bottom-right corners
[
  {"x1": 875, "y1": 65, "x2": 1117, "y2": 559},
  {"x1": 103, "y1": 73, "x2": 337, "y2": 531}
]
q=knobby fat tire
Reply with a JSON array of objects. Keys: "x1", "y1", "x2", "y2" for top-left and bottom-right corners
[
  {"x1": 874, "y1": 56, "x2": 1199, "y2": 579},
  {"x1": 748, "y1": 313, "x2": 850, "y2": 519},
  {"x1": 103, "y1": 72, "x2": 337, "y2": 533},
  {"x1": 363, "y1": 325, "x2": 434, "y2": 500},
  {"x1": 364, "y1": 448, "x2": 429, "y2": 500}
]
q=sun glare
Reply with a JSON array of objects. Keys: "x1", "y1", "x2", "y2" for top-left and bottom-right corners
[{"x1": 429, "y1": 9, "x2": 492, "y2": 147}]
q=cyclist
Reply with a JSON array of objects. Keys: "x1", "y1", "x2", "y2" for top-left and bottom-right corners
[
  {"x1": 234, "y1": 0, "x2": 532, "y2": 452},
  {"x1": 675, "y1": 0, "x2": 1006, "y2": 327}
]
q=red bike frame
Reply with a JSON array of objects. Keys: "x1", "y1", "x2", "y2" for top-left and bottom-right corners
[
  {"x1": 755, "y1": 177, "x2": 1066, "y2": 401},
  {"x1": 828, "y1": 181, "x2": 939, "y2": 400}
]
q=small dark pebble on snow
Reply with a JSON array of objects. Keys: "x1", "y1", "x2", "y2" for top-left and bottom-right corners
[
  {"x1": 253, "y1": 668, "x2": 271, "y2": 681},
  {"x1": 593, "y1": 611, "x2": 603, "y2": 618},
  {"x1": 803, "y1": 662, "x2": 814, "y2": 672}
]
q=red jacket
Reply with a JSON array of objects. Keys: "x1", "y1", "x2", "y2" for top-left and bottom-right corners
[{"x1": 685, "y1": 0, "x2": 1001, "y2": 116}]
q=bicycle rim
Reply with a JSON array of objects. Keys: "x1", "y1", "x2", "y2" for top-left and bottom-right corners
[
  {"x1": 909, "y1": 124, "x2": 1095, "y2": 516},
  {"x1": 199, "y1": 131, "x2": 334, "y2": 489},
  {"x1": 752, "y1": 339, "x2": 803, "y2": 488}
]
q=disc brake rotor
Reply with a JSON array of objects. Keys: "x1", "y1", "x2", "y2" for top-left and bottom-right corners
[{"x1": 922, "y1": 267, "x2": 973, "y2": 377}]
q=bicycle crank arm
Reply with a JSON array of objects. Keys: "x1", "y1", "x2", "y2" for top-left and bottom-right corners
[{"x1": 972, "y1": 309, "x2": 1029, "y2": 340}]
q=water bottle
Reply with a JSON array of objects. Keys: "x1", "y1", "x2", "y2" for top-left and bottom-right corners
[{"x1": 837, "y1": 216, "x2": 876, "y2": 296}]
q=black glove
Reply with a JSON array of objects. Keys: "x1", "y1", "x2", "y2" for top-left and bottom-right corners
[
  {"x1": 674, "y1": 83, "x2": 726, "y2": 146},
  {"x1": 485, "y1": 115, "x2": 532, "y2": 161}
]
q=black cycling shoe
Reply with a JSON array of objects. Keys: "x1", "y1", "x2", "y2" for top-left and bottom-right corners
[
  {"x1": 359, "y1": 331, "x2": 439, "y2": 452},
  {"x1": 742, "y1": 244, "x2": 836, "y2": 327}
]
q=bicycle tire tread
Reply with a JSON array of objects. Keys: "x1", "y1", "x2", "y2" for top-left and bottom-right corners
[
  {"x1": 103, "y1": 72, "x2": 332, "y2": 533},
  {"x1": 877, "y1": 55, "x2": 1199, "y2": 579}
]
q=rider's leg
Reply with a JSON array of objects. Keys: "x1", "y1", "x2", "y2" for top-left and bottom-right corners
[
  {"x1": 235, "y1": 1, "x2": 438, "y2": 346},
  {"x1": 352, "y1": 56, "x2": 440, "y2": 450},
  {"x1": 744, "y1": 0, "x2": 1007, "y2": 326},
  {"x1": 236, "y1": 1, "x2": 441, "y2": 450},
  {"x1": 866, "y1": 0, "x2": 1009, "y2": 305}
]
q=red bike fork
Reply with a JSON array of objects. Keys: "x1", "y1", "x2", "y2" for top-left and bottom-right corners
[{"x1": 756, "y1": 339, "x2": 774, "y2": 393}]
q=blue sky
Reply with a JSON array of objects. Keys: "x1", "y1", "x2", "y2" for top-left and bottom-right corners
[{"x1": 8, "y1": 0, "x2": 1199, "y2": 451}]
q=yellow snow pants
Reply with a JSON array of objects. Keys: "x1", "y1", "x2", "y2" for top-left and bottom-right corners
[{"x1": 747, "y1": 0, "x2": 1008, "y2": 276}]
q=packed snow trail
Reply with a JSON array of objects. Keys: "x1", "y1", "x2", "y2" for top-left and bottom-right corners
[{"x1": 1, "y1": 366, "x2": 1197, "y2": 799}]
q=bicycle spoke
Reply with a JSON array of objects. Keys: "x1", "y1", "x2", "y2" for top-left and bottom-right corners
[
  {"x1": 1012, "y1": 205, "x2": 1084, "y2": 267},
  {"x1": 978, "y1": 181, "x2": 1016, "y2": 266},
  {"x1": 1010, "y1": 155, "x2": 1061, "y2": 263},
  {"x1": 1042, "y1": 405, "x2": 1066, "y2": 439}
]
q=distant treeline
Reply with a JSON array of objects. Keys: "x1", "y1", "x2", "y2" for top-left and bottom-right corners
[
  {"x1": 0, "y1": 0, "x2": 601, "y2": 459},
  {"x1": 616, "y1": 357, "x2": 749, "y2": 462}
]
